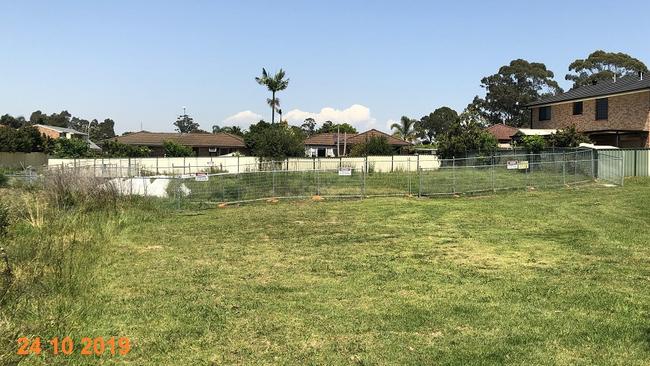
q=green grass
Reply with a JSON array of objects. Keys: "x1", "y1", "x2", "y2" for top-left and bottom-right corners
[
  {"x1": 3, "y1": 179, "x2": 650, "y2": 365},
  {"x1": 176, "y1": 160, "x2": 596, "y2": 203}
]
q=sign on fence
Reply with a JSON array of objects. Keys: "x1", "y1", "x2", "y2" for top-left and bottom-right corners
[
  {"x1": 195, "y1": 173, "x2": 209, "y2": 182},
  {"x1": 517, "y1": 161, "x2": 529, "y2": 169},
  {"x1": 338, "y1": 167, "x2": 352, "y2": 176},
  {"x1": 507, "y1": 161, "x2": 518, "y2": 170}
]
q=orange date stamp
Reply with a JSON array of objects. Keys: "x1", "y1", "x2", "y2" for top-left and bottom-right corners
[{"x1": 17, "y1": 337, "x2": 131, "y2": 356}]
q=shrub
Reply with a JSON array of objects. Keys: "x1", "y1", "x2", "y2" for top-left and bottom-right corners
[
  {"x1": 521, "y1": 135, "x2": 546, "y2": 154},
  {"x1": 102, "y1": 140, "x2": 151, "y2": 157},
  {"x1": 244, "y1": 121, "x2": 304, "y2": 160},
  {"x1": 163, "y1": 140, "x2": 194, "y2": 157},
  {"x1": 53, "y1": 138, "x2": 94, "y2": 158},
  {"x1": 437, "y1": 121, "x2": 497, "y2": 158},
  {"x1": 349, "y1": 136, "x2": 394, "y2": 157},
  {"x1": 0, "y1": 172, "x2": 7, "y2": 188},
  {"x1": 550, "y1": 125, "x2": 590, "y2": 147}
]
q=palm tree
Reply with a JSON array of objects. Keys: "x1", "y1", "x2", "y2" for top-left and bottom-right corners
[
  {"x1": 391, "y1": 116, "x2": 417, "y2": 142},
  {"x1": 255, "y1": 68, "x2": 289, "y2": 124}
]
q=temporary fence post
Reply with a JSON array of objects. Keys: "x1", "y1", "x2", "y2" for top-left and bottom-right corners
[
  {"x1": 317, "y1": 167, "x2": 321, "y2": 196},
  {"x1": 452, "y1": 156, "x2": 456, "y2": 194},
  {"x1": 272, "y1": 165, "x2": 276, "y2": 197},
  {"x1": 620, "y1": 156, "x2": 625, "y2": 187},
  {"x1": 363, "y1": 156, "x2": 367, "y2": 196},
  {"x1": 237, "y1": 155, "x2": 240, "y2": 174},
  {"x1": 562, "y1": 158, "x2": 566, "y2": 185},
  {"x1": 408, "y1": 157, "x2": 412, "y2": 196},
  {"x1": 634, "y1": 150, "x2": 638, "y2": 177},
  {"x1": 417, "y1": 154, "x2": 421, "y2": 197},
  {"x1": 574, "y1": 150, "x2": 578, "y2": 182},
  {"x1": 491, "y1": 155, "x2": 495, "y2": 192},
  {"x1": 391, "y1": 155, "x2": 394, "y2": 173}
]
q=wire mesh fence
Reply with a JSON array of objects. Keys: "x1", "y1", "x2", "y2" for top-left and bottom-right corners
[{"x1": 40, "y1": 150, "x2": 623, "y2": 206}]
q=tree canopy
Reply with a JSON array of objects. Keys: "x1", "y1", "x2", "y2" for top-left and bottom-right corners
[
  {"x1": 349, "y1": 136, "x2": 394, "y2": 157},
  {"x1": 316, "y1": 121, "x2": 357, "y2": 134},
  {"x1": 391, "y1": 116, "x2": 417, "y2": 143},
  {"x1": 173, "y1": 114, "x2": 200, "y2": 133},
  {"x1": 416, "y1": 107, "x2": 459, "y2": 144},
  {"x1": 436, "y1": 121, "x2": 497, "y2": 159},
  {"x1": 244, "y1": 120, "x2": 304, "y2": 160},
  {"x1": 470, "y1": 59, "x2": 563, "y2": 127},
  {"x1": 255, "y1": 68, "x2": 289, "y2": 124},
  {"x1": 566, "y1": 50, "x2": 648, "y2": 88},
  {"x1": 0, "y1": 126, "x2": 52, "y2": 153}
]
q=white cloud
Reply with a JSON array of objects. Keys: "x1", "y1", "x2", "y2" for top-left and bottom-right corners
[
  {"x1": 222, "y1": 104, "x2": 394, "y2": 132},
  {"x1": 284, "y1": 104, "x2": 379, "y2": 131},
  {"x1": 221, "y1": 110, "x2": 263, "y2": 127}
]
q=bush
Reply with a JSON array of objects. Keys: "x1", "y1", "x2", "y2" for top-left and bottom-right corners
[
  {"x1": 0, "y1": 126, "x2": 52, "y2": 153},
  {"x1": 437, "y1": 121, "x2": 497, "y2": 158},
  {"x1": 244, "y1": 121, "x2": 304, "y2": 160},
  {"x1": 53, "y1": 138, "x2": 94, "y2": 158},
  {"x1": 349, "y1": 136, "x2": 394, "y2": 156},
  {"x1": 44, "y1": 169, "x2": 120, "y2": 210},
  {"x1": 0, "y1": 172, "x2": 7, "y2": 188},
  {"x1": 550, "y1": 125, "x2": 590, "y2": 147},
  {"x1": 163, "y1": 140, "x2": 195, "y2": 157},
  {"x1": 521, "y1": 135, "x2": 546, "y2": 154},
  {"x1": 102, "y1": 140, "x2": 151, "y2": 157}
]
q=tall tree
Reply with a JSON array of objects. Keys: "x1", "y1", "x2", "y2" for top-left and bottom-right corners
[
  {"x1": 47, "y1": 110, "x2": 72, "y2": 127},
  {"x1": 416, "y1": 107, "x2": 459, "y2": 144},
  {"x1": 436, "y1": 120, "x2": 497, "y2": 159},
  {"x1": 390, "y1": 116, "x2": 417, "y2": 142},
  {"x1": 301, "y1": 118, "x2": 317, "y2": 136},
  {"x1": 255, "y1": 68, "x2": 289, "y2": 124},
  {"x1": 316, "y1": 121, "x2": 357, "y2": 134},
  {"x1": 471, "y1": 59, "x2": 562, "y2": 127},
  {"x1": 244, "y1": 120, "x2": 303, "y2": 160},
  {"x1": 29, "y1": 110, "x2": 47, "y2": 125},
  {"x1": 0, "y1": 114, "x2": 27, "y2": 129},
  {"x1": 173, "y1": 113, "x2": 200, "y2": 133},
  {"x1": 566, "y1": 50, "x2": 648, "y2": 88}
]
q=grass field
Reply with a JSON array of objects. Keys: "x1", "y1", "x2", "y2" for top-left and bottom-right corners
[
  {"x1": 3, "y1": 179, "x2": 649, "y2": 365},
  {"x1": 176, "y1": 159, "x2": 595, "y2": 203}
]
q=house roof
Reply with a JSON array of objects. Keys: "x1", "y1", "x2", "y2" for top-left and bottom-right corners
[
  {"x1": 485, "y1": 124, "x2": 518, "y2": 141},
  {"x1": 34, "y1": 124, "x2": 88, "y2": 136},
  {"x1": 113, "y1": 131, "x2": 246, "y2": 147},
  {"x1": 304, "y1": 129, "x2": 410, "y2": 147},
  {"x1": 514, "y1": 128, "x2": 558, "y2": 136},
  {"x1": 527, "y1": 74, "x2": 650, "y2": 107}
]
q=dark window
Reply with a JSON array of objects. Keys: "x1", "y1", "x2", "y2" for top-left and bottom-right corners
[
  {"x1": 538, "y1": 106, "x2": 551, "y2": 121},
  {"x1": 572, "y1": 101, "x2": 583, "y2": 115},
  {"x1": 595, "y1": 98, "x2": 608, "y2": 120}
]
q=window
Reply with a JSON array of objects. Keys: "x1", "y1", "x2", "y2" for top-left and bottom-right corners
[
  {"x1": 573, "y1": 101, "x2": 583, "y2": 115},
  {"x1": 596, "y1": 98, "x2": 608, "y2": 120},
  {"x1": 538, "y1": 106, "x2": 551, "y2": 121}
]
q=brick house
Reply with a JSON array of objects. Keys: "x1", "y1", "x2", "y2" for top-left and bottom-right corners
[
  {"x1": 527, "y1": 73, "x2": 650, "y2": 147},
  {"x1": 304, "y1": 129, "x2": 410, "y2": 157},
  {"x1": 112, "y1": 131, "x2": 246, "y2": 157},
  {"x1": 35, "y1": 124, "x2": 102, "y2": 151}
]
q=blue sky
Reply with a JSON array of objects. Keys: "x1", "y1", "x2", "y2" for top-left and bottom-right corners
[{"x1": 1, "y1": 0, "x2": 649, "y2": 134}]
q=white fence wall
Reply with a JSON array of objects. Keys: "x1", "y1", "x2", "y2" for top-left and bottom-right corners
[{"x1": 48, "y1": 155, "x2": 440, "y2": 176}]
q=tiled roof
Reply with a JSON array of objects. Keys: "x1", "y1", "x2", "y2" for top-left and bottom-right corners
[
  {"x1": 34, "y1": 124, "x2": 87, "y2": 135},
  {"x1": 348, "y1": 129, "x2": 410, "y2": 146},
  {"x1": 113, "y1": 131, "x2": 245, "y2": 147},
  {"x1": 485, "y1": 124, "x2": 518, "y2": 141},
  {"x1": 304, "y1": 129, "x2": 410, "y2": 146},
  {"x1": 527, "y1": 74, "x2": 650, "y2": 107}
]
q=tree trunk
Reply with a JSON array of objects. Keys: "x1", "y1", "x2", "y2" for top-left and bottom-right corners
[{"x1": 271, "y1": 91, "x2": 276, "y2": 124}]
